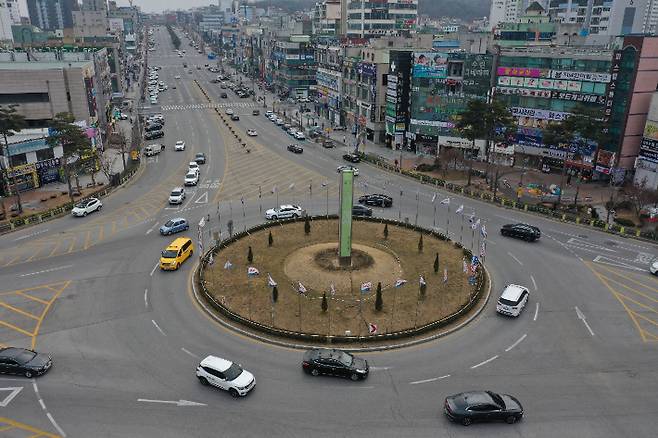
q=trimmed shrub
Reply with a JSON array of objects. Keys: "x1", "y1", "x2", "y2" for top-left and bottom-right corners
[{"x1": 375, "y1": 282, "x2": 383, "y2": 311}]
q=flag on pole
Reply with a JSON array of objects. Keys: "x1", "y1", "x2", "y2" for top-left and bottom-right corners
[
  {"x1": 224, "y1": 260, "x2": 233, "y2": 270},
  {"x1": 298, "y1": 282, "x2": 307, "y2": 294},
  {"x1": 329, "y1": 283, "x2": 336, "y2": 296},
  {"x1": 468, "y1": 213, "x2": 475, "y2": 223},
  {"x1": 443, "y1": 268, "x2": 448, "y2": 283},
  {"x1": 419, "y1": 275, "x2": 426, "y2": 286},
  {"x1": 240, "y1": 196, "x2": 245, "y2": 205},
  {"x1": 247, "y1": 266, "x2": 260, "y2": 276},
  {"x1": 471, "y1": 218, "x2": 481, "y2": 230},
  {"x1": 288, "y1": 182, "x2": 295, "y2": 190},
  {"x1": 455, "y1": 205, "x2": 464, "y2": 214},
  {"x1": 431, "y1": 193, "x2": 436, "y2": 203},
  {"x1": 368, "y1": 322, "x2": 378, "y2": 335},
  {"x1": 462, "y1": 258, "x2": 468, "y2": 273},
  {"x1": 267, "y1": 273, "x2": 277, "y2": 287},
  {"x1": 480, "y1": 225, "x2": 487, "y2": 239},
  {"x1": 440, "y1": 197, "x2": 450, "y2": 205},
  {"x1": 272, "y1": 185, "x2": 277, "y2": 194},
  {"x1": 360, "y1": 282, "x2": 372, "y2": 293},
  {"x1": 394, "y1": 279, "x2": 408, "y2": 288},
  {"x1": 471, "y1": 255, "x2": 480, "y2": 266}
]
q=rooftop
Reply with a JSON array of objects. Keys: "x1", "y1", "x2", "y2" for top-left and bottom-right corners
[{"x1": 0, "y1": 60, "x2": 92, "y2": 70}]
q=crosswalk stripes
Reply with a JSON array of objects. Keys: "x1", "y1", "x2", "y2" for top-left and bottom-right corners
[{"x1": 161, "y1": 102, "x2": 258, "y2": 111}]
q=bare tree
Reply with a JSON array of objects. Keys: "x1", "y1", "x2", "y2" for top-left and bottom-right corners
[{"x1": 624, "y1": 178, "x2": 658, "y2": 220}]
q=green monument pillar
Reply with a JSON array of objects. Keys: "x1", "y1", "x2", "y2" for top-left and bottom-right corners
[{"x1": 338, "y1": 169, "x2": 354, "y2": 266}]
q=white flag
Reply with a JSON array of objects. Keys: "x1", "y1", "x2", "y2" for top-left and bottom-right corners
[
  {"x1": 224, "y1": 260, "x2": 233, "y2": 270},
  {"x1": 462, "y1": 258, "x2": 468, "y2": 273},
  {"x1": 440, "y1": 197, "x2": 450, "y2": 205},
  {"x1": 298, "y1": 281, "x2": 307, "y2": 294},
  {"x1": 394, "y1": 279, "x2": 407, "y2": 288},
  {"x1": 471, "y1": 218, "x2": 480, "y2": 230},
  {"x1": 272, "y1": 185, "x2": 277, "y2": 193},
  {"x1": 419, "y1": 275, "x2": 426, "y2": 286},
  {"x1": 288, "y1": 182, "x2": 295, "y2": 190},
  {"x1": 267, "y1": 273, "x2": 277, "y2": 287},
  {"x1": 247, "y1": 266, "x2": 260, "y2": 276},
  {"x1": 431, "y1": 193, "x2": 437, "y2": 203},
  {"x1": 329, "y1": 283, "x2": 336, "y2": 296},
  {"x1": 480, "y1": 225, "x2": 487, "y2": 238},
  {"x1": 443, "y1": 268, "x2": 448, "y2": 283},
  {"x1": 455, "y1": 205, "x2": 464, "y2": 214}
]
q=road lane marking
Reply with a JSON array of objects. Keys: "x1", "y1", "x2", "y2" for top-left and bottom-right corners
[
  {"x1": 150, "y1": 262, "x2": 159, "y2": 276},
  {"x1": 530, "y1": 275, "x2": 537, "y2": 291},
  {"x1": 409, "y1": 374, "x2": 450, "y2": 385},
  {"x1": 144, "y1": 289, "x2": 149, "y2": 308},
  {"x1": 137, "y1": 398, "x2": 206, "y2": 407},
  {"x1": 19, "y1": 265, "x2": 73, "y2": 277},
  {"x1": 48, "y1": 239, "x2": 62, "y2": 258},
  {"x1": 13, "y1": 229, "x2": 49, "y2": 241},
  {"x1": 0, "y1": 302, "x2": 39, "y2": 320},
  {"x1": 39, "y1": 398, "x2": 46, "y2": 410},
  {"x1": 575, "y1": 306, "x2": 595, "y2": 336},
  {"x1": 46, "y1": 412, "x2": 66, "y2": 437},
  {"x1": 369, "y1": 366, "x2": 392, "y2": 371},
  {"x1": 66, "y1": 235, "x2": 77, "y2": 253},
  {"x1": 470, "y1": 355, "x2": 499, "y2": 369},
  {"x1": 534, "y1": 302, "x2": 539, "y2": 321},
  {"x1": 83, "y1": 230, "x2": 92, "y2": 250},
  {"x1": 508, "y1": 252, "x2": 523, "y2": 266},
  {"x1": 181, "y1": 347, "x2": 199, "y2": 358},
  {"x1": 505, "y1": 333, "x2": 527, "y2": 352},
  {"x1": 152, "y1": 319, "x2": 166, "y2": 336}
]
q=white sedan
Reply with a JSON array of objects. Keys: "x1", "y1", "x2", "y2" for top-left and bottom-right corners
[
  {"x1": 175, "y1": 75, "x2": 181, "y2": 79},
  {"x1": 337, "y1": 165, "x2": 359, "y2": 176},
  {"x1": 71, "y1": 197, "x2": 102, "y2": 217},
  {"x1": 225, "y1": 109, "x2": 234, "y2": 115},
  {"x1": 265, "y1": 204, "x2": 304, "y2": 220},
  {"x1": 293, "y1": 131, "x2": 306, "y2": 140},
  {"x1": 184, "y1": 171, "x2": 199, "y2": 186},
  {"x1": 247, "y1": 129, "x2": 258, "y2": 136},
  {"x1": 175, "y1": 141, "x2": 186, "y2": 151}
]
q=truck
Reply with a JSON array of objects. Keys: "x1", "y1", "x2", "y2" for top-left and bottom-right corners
[{"x1": 144, "y1": 144, "x2": 162, "y2": 157}]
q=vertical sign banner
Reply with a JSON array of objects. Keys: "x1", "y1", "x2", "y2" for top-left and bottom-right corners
[{"x1": 338, "y1": 170, "x2": 354, "y2": 259}]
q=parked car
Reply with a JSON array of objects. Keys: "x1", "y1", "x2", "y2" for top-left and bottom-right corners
[
  {"x1": 287, "y1": 144, "x2": 303, "y2": 154},
  {"x1": 343, "y1": 153, "x2": 361, "y2": 163},
  {"x1": 352, "y1": 205, "x2": 373, "y2": 217},
  {"x1": 225, "y1": 108, "x2": 234, "y2": 115},
  {"x1": 168, "y1": 187, "x2": 186, "y2": 205},
  {"x1": 196, "y1": 355, "x2": 256, "y2": 397},
  {"x1": 322, "y1": 140, "x2": 335, "y2": 148},
  {"x1": 500, "y1": 223, "x2": 541, "y2": 241},
  {"x1": 231, "y1": 115, "x2": 240, "y2": 121},
  {"x1": 194, "y1": 153, "x2": 206, "y2": 164},
  {"x1": 650, "y1": 258, "x2": 658, "y2": 275},
  {"x1": 444, "y1": 391, "x2": 524, "y2": 426},
  {"x1": 496, "y1": 284, "x2": 529, "y2": 317},
  {"x1": 265, "y1": 204, "x2": 303, "y2": 220},
  {"x1": 174, "y1": 140, "x2": 186, "y2": 151},
  {"x1": 302, "y1": 348, "x2": 369, "y2": 381},
  {"x1": 71, "y1": 197, "x2": 102, "y2": 217},
  {"x1": 159, "y1": 218, "x2": 189, "y2": 235},
  {"x1": 337, "y1": 165, "x2": 359, "y2": 176},
  {"x1": 293, "y1": 131, "x2": 306, "y2": 140},
  {"x1": 145, "y1": 130, "x2": 164, "y2": 140},
  {"x1": 358, "y1": 194, "x2": 392, "y2": 207},
  {"x1": 0, "y1": 347, "x2": 52, "y2": 378}
]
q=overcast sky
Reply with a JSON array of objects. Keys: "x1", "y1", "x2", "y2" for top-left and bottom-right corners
[{"x1": 15, "y1": 0, "x2": 232, "y2": 16}]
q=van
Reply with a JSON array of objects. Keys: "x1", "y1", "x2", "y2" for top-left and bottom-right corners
[
  {"x1": 160, "y1": 237, "x2": 194, "y2": 271},
  {"x1": 496, "y1": 284, "x2": 529, "y2": 317},
  {"x1": 144, "y1": 145, "x2": 161, "y2": 156}
]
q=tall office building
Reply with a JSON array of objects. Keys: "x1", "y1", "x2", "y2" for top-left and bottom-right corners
[
  {"x1": 27, "y1": 0, "x2": 78, "y2": 31},
  {"x1": 345, "y1": 0, "x2": 418, "y2": 39},
  {"x1": 489, "y1": 0, "x2": 548, "y2": 29},
  {"x1": 0, "y1": 0, "x2": 14, "y2": 42},
  {"x1": 547, "y1": 0, "x2": 649, "y2": 36},
  {"x1": 3, "y1": 0, "x2": 21, "y2": 24}
]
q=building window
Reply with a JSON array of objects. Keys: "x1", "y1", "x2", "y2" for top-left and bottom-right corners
[{"x1": 36, "y1": 148, "x2": 55, "y2": 161}]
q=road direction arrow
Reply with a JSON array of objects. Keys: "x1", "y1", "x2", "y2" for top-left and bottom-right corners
[
  {"x1": 0, "y1": 387, "x2": 23, "y2": 407},
  {"x1": 137, "y1": 398, "x2": 207, "y2": 407},
  {"x1": 575, "y1": 306, "x2": 595, "y2": 336}
]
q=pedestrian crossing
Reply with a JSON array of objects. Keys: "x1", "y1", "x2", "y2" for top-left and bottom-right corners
[{"x1": 161, "y1": 102, "x2": 258, "y2": 111}]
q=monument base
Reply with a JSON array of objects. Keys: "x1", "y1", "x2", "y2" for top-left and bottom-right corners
[{"x1": 338, "y1": 255, "x2": 352, "y2": 267}]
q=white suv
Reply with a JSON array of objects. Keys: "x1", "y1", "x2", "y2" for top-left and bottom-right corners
[
  {"x1": 175, "y1": 141, "x2": 185, "y2": 151},
  {"x1": 168, "y1": 187, "x2": 186, "y2": 205},
  {"x1": 196, "y1": 355, "x2": 256, "y2": 397},
  {"x1": 496, "y1": 284, "x2": 529, "y2": 317},
  {"x1": 265, "y1": 204, "x2": 303, "y2": 220}
]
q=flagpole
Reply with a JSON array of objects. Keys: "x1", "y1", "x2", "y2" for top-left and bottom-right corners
[
  {"x1": 398, "y1": 189, "x2": 402, "y2": 220},
  {"x1": 433, "y1": 199, "x2": 437, "y2": 228},
  {"x1": 414, "y1": 283, "x2": 420, "y2": 329},
  {"x1": 298, "y1": 285, "x2": 302, "y2": 332},
  {"x1": 460, "y1": 214, "x2": 464, "y2": 245},
  {"x1": 446, "y1": 203, "x2": 450, "y2": 239},
  {"x1": 415, "y1": 191, "x2": 419, "y2": 226},
  {"x1": 258, "y1": 185, "x2": 262, "y2": 215},
  {"x1": 242, "y1": 198, "x2": 246, "y2": 232},
  {"x1": 471, "y1": 225, "x2": 475, "y2": 252},
  {"x1": 229, "y1": 199, "x2": 233, "y2": 224},
  {"x1": 390, "y1": 285, "x2": 398, "y2": 334}
]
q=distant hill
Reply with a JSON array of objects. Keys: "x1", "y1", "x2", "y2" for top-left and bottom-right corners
[{"x1": 253, "y1": 0, "x2": 491, "y2": 21}]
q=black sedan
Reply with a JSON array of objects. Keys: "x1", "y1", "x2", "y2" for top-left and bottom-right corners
[
  {"x1": 0, "y1": 347, "x2": 52, "y2": 378},
  {"x1": 444, "y1": 391, "x2": 523, "y2": 426},
  {"x1": 302, "y1": 348, "x2": 369, "y2": 381},
  {"x1": 230, "y1": 115, "x2": 240, "y2": 121},
  {"x1": 352, "y1": 205, "x2": 373, "y2": 216},
  {"x1": 287, "y1": 144, "x2": 303, "y2": 154},
  {"x1": 144, "y1": 130, "x2": 164, "y2": 140},
  {"x1": 343, "y1": 153, "x2": 361, "y2": 163},
  {"x1": 500, "y1": 223, "x2": 541, "y2": 241},
  {"x1": 358, "y1": 194, "x2": 393, "y2": 207}
]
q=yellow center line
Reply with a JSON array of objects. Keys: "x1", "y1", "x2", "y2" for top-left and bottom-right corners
[
  {"x1": 0, "y1": 300, "x2": 40, "y2": 320},
  {"x1": 593, "y1": 271, "x2": 658, "y2": 303},
  {"x1": 0, "y1": 417, "x2": 61, "y2": 438},
  {"x1": 97, "y1": 223, "x2": 105, "y2": 243},
  {"x1": 631, "y1": 309, "x2": 658, "y2": 328},
  {"x1": 83, "y1": 230, "x2": 92, "y2": 250},
  {"x1": 48, "y1": 238, "x2": 62, "y2": 257},
  {"x1": 16, "y1": 291, "x2": 49, "y2": 305},
  {"x1": 594, "y1": 264, "x2": 658, "y2": 294},
  {"x1": 31, "y1": 280, "x2": 71, "y2": 349},
  {"x1": 67, "y1": 235, "x2": 77, "y2": 253},
  {"x1": 0, "y1": 319, "x2": 34, "y2": 337}
]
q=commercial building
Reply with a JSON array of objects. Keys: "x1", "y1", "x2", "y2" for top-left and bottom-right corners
[
  {"x1": 4, "y1": 0, "x2": 21, "y2": 24},
  {"x1": 0, "y1": 0, "x2": 13, "y2": 44},
  {"x1": 346, "y1": 0, "x2": 418, "y2": 39},
  {"x1": 315, "y1": 44, "x2": 346, "y2": 125},
  {"x1": 635, "y1": 91, "x2": 658, "y2": 189},
  {"x1": 27, "y1": 0, "x2": 78, "y2": 31},
  {"x1": 547, "y1": 0, "x2": 648, "y2": 37},
  {"x1": 270, "y1": 35, "x2": 316, "y2": 99},
  {"x1": 312, "y1": 0, "x2": 341, "y2": 37}
]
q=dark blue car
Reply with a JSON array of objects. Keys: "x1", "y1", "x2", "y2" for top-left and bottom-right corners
[{"x1": 159, "y1": 218, "x2": 189, "y2": 235}]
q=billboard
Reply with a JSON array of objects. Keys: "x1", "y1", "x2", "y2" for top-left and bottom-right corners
[{"x1": 413, "y1": 52, "x2": 448, "y2": 78}]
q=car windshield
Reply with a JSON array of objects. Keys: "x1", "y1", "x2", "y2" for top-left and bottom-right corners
[
  {"x1": 171, "y1": 191, "x2": 181, "y2": 197},
  {"x1": 498, "y1": 297, "x2": 518, "y2": 306},
  {"x1": 335, "y1": 351, "x2": 353, "y2": 366},
  {"x1": 74, "y1": 202, "x2": 87, "y2": 208},
  {"x1": 164, "y1": 220, "x2": 175, "y2": 227},
  {"x1": 14, "y1": 350, "x2": 37, "y2": 364},
  {"x1": 224, "y1": 363, "x2": 243, "y2": 381},
  {"x1": 162, "y1": 250, "x2": 178, "y2": 258},
  {"x1": 186, "y1": 173, "x2": 196, "y2": 179},
  {"x1": 487, "y1": 391, "x2": 505, "y2": 409}
]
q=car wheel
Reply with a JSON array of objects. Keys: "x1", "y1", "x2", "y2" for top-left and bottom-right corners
[
  {"x1": 271, "y1": 215, "x2": 277, "y2": 220},
  {"x1": 310, "y1": 368, "x2": 319, "y2": 377},
  {"x1": 24, "y1": 370, "x2": 33, "y2": 378},
  {"x1": 229, "y1": 388, "x2": 239, "y2": 398},
  {"x1": 198, "y1": 377, "x2": 209, "y2": 386},
  {"x1": 501, "y1": 230, "x2": 508, "y2": 236},
  {"x1": 185, "y1": 225, "x2": 189, "y2": 231},
  {"x1": 83, "y1": 211, "x2": 88, "y2": 217},
  {"x1": 505, "y1": 415, "x2": 517, "y2": 424},
  {"x1": 461, "y1": 417, "x2": 472, "y2": 426},
  {"x1": 98, "y1": 205, "x2": 102, "y2": 211},
  {"x1": 350, "y1": 373, "x2": 359, "y2": 381}
]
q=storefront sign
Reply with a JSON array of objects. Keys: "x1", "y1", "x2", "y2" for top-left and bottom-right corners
[
  {"x1": 551, "y1": 91, "x2": 606, "y2": 104},
  {"x1": 497, "y1": 67, "x2": 541, "y2": 78},
  {"x1": 639, "y1": 147, "x2": 658, "y2": 163},
  {"x1": 498, "y1": 87, "x2": 551, "y2": 98},
  {"x1": 641, "y1": 137, "x2": 658, "y2": 152},
  {"x1": 34, "y1": 157, "x2": 61, "y2": 170},
  {"x1": 413, "y1": 51, "x2": 448, "y2": 78},
  {"x1": 510, "y1": 107, "x2": 570, "y2": 121},
  {"x1": 605, "y1": 51, "x2": 622, "y2": 117},
  {"x1": 357, "y1": 62, "x2": 376, "y2": 77},
  {"x1": 6, "y1": 163, "x2": 37, "y2": 178},
  {"x1": 549, "y1": 70, "x2": 611, "y2": 83},
  {"x1": 410, "y1": 118, "x2": 455, "y2": 128}
]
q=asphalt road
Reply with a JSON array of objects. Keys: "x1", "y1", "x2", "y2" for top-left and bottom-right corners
[{"x1": 0, "y1": 26, "x2": 657, "y2": 437}]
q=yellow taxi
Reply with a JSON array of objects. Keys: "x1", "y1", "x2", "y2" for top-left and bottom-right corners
[{"x1": 160, "y1": 237, "x2": 194, "y2": 271}]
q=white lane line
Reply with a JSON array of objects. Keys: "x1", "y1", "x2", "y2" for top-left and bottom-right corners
[
  {"x1": 508, "y1": 252, "x2": 523, "y2": 266},
  {"x1": 409, "y1": 374, "x2": 450, "y2": 385},
  {"x1": 13, "y1": 229, "x2": 49, "y2": 241},
  {"x1": 181, "y1": 347, "x2": 200, "y2": 359},
  {"x1": 38, "y1": 398, "x2": 46, "y2": 410},
  {"x1": 505, "y1": 333, "x2": 528, "y2": 352},
  {"x1": 47, "y1": 412, "x2": 66, "y2": 437},
  {"x1": 20, "y1": 264, "x2": 74, "y2": 277},
  {"x1": 144, "y1": 289, "x2": 149, "y2": 308},
  {"x1": 32, "y1": 380, "x2": 39, "y2": 394},
  {"x1": 152, "y1": 319, "x2": 166, "y2": 336},
  {"x1": 146, "y1": 222, "x2": 158, "y2": 235},
  {"x1": 530, "y1": 275, "x2": 538, "y2": 291},
  {"x1": 150, "y1": 262, "x2": 159, "y2": 276},
  {"x1": 33, "y1": 379, "x2": 66, "y2": 436},
  {"x1": 470, "y1": 355, "x2": 499, "y2": 369},
  {"x1": 575, "y1": 306, "x2": 595, "y2": 336},
  {"x1": 369, "y1": 366, "x2": 392, "y2": 371},
  {"x1": 533, "y1": 302, "x2": 539, "y2": 321}
]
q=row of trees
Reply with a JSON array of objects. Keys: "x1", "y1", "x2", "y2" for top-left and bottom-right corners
[
  {"x1": 167, "y1": 25, "x2": 181, "y2": 50},
  {"x1": 1, "y1": 105, "x2": 97, "y2": 214}
]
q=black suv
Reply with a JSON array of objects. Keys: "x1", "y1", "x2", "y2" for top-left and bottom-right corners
[
  {"x1": 500, "y1": 223, "x2": 541, "y2": 241},
  {"x1": 302, "y1": 348, "x2": 369, "y2": 381},
  {"x1": 144, "y1": 130, "x2": 164, "y2": 140},
  {"x1": 287, "y1": 144, "x2": 303, "y2": 154},
  {"x1": 343, "y1": 153, "x2": 361, "y2": 163},
  {"x1": 358, "y1": 194, "x2": 392, "y2": 207}
]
